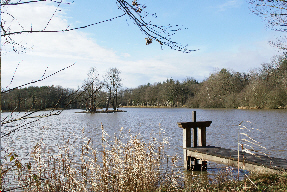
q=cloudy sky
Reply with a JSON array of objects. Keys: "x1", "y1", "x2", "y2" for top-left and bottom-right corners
[{"x1": 1, "y1": 0, "x2": 284, "y2": 90}]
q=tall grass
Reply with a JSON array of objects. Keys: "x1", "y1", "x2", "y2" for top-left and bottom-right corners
[
  {"x1": 1, "y1": 124, "x2": 184, "y2": 191},
  {"x1": 239, "y1": 121, "x2": 270, "y2": 158},
  {"x1": 1, "y1": 123, "x2": 286, "y2": 191}
]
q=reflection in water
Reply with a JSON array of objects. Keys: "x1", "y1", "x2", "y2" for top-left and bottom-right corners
[{"x1": 1, "y1": 108, "x2": 287, "y2": 173}]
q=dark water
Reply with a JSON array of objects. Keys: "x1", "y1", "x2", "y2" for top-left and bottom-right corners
[{"x1": 1, "y1": 108, "x2": 287, "y2": 170}]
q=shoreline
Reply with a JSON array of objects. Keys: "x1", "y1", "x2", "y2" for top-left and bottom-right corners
[
  {"x1": 121, "y1": 106, "x2": 287, "y2": 110},
  {"x1": 2, "y1": 106, "x2": 287, "y2": 113}
]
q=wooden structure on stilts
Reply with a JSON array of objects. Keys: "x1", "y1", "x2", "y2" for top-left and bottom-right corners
[{"x1": 177, "y1": 111, "x2": 287, "y2": 173}]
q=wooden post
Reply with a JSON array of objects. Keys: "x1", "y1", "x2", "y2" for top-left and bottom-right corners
[
  {"x1": 183, "y1": 123, "x2": 191, "y2": 170},
  {"x1": 192, "y1": 111, "x2": 197, "y2": 148},
  {"x1": 183, "y1": 126, "x2": 191, "y2": 149},
  {"x1": 192, "y1": 111, "x2": 200, "y2": 171},
  {"x1": 198, "y1": 127, "x2": 206, "y2": 147}
]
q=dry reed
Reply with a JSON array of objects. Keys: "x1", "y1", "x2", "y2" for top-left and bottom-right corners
[
  {"x1": 2, "y1": 124, "x2": 183, "y2": 191},
  {"x1": 1, "y1": 123, "x2": 286, "y2": 191}
]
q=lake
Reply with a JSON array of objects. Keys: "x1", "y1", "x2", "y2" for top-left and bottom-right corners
[{"x1": 1, "y1": 108, "x2": 287, "y2": 171}]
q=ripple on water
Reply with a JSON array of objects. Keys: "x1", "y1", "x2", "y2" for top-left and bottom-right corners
[{"x1": 1, "y1": 108, "x2": 286, "y2": 184}]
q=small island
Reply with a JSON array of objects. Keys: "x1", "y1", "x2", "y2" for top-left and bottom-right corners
[
  {"x1": 76, "y1": 109, "x2": 127, "y2": 113},
  {"x1": 75, "y1": 67, "x2": 125, "y2": 114}
]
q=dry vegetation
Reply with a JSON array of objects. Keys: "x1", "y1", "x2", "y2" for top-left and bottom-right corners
[
  {"x1": 1, "y1": 124, "x2": 287, "y2": 191},
  {"x1": 1, "y1": 125, "x2": 183, "y2": 191},
  {"x1": 1, "y1": 122, "x2": 287, "y2": 192}
]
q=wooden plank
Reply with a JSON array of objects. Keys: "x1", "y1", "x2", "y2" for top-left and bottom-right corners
[
  {"x1": 186, "y1": 147, "x2": 287, "y2": 173},
  {"x1": 183, "y1": 127, "x2": 191, "y2": 168},
  {"x1": 193, "y1": 127, "x2": 197, "y2": 147},
  {"x1": 183, "y1": 128, "x2": 191, "y2": 148},
  {"x1": 198, "y1": 127, "x2": 206, "y2": 147},
  {"x1": 177, "y1": 121, "x2": 212, "y2": 129}
]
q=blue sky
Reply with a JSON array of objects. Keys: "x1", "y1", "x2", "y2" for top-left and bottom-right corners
[{"x1": 1, "y1": 0, "x2": 283, "y2": 89}]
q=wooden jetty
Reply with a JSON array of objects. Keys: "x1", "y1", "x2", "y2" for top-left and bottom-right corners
[{"x1": 177, "y1": 111, "x2": 287, "y2": 173}]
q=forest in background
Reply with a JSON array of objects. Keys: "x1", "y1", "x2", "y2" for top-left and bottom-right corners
[{"x1": 2, "y1": 56, "x2": 287, "y2": 111}]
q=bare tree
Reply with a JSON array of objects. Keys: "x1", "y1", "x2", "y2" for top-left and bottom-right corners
[
  {"x1": 248, "y1": 0, "x2": 287, "y2": 50},
  {"x1": 103, "y1": 68, "x2": 122, "y2": 111},
  {"x1": 84, "y1": 67, "x2": 102, "y2": 112},
  {"x1": 1, "y1": 0, "x2": 195, "y2": 53},
  {"x1": 1, "y1": 0, "x2": 194, "y2": 136},
  {"x1": 1, "y1": 1, "x2": 194, "y2": 190}
]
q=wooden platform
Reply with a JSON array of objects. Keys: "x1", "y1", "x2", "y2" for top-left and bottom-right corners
[
  {"x1": 178, "y1": 111, "x2": 287, "y2": 173},
  {"x1": 187, "y1": 146, "x2": 287, "y2": 173}
]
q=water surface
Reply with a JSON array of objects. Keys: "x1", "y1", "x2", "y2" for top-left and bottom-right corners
[{"x1": 2, "y1": 108, "x2": 287, "y2": 168}]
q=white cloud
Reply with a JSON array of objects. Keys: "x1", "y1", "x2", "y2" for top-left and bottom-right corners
[
  {"x1": 118, "y1": 39, "x2": 282, "y2": 87},
  {"x1": 1, "y1": 1, "x2": 283, "y2": 90},
  {"x1": 1, "y1": 2, "x2": 121, "y2": 89},
  {"x1": 217, "y1": 0, "x2": 243, "y2": 12},
  {"x1": 121, "y1": 53, "x2": 131, "y2": 58}
]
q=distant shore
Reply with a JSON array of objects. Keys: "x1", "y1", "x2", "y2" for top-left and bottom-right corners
[
  {"x1": 121, "y1": 106, "x2": 185, "y2": 108},
  {"x1": 122, "y1": 106, "x2": 287, "y2": 109},
  {"x1": 2, "y1": 106, "x2": 286, "y2": 113}
]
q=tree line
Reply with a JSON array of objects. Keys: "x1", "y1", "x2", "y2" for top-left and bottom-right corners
[
  {"x1": 2, "y1": 57, "x2": 287, "y2": 111},
  {"x1": 121, "y1": 57, "x2": 286, "y2": 109},
  {"x1": 1, "y1": 67, "x2": 122, "y2": 112}
]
